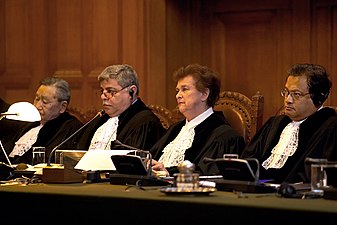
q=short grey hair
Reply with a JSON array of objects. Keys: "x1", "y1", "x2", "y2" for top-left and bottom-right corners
[
  {"x1": 40, "y1": 76, "x2": 71, "y2": 103},
  {"x1": 98, "y1": 64, "x2": 140, "y2": 95}
]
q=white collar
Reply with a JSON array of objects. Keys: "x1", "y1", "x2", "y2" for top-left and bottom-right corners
[{"x1": 185, "y1": 107, "x2": 213, "y2": 129}]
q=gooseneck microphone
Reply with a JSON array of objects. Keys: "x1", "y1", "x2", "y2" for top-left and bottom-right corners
[{"x1": 46, "y1": 110, "x2": 105, "y2": 166}]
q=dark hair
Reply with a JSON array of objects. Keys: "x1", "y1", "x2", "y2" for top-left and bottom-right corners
[
  {"x1": 40, "y1": 76, "x2": 71, "y2": 103},
  {"x1": 173, "y1": 64, "x2": 221, "y2": 107},
  {"x1": 98, "y1": 64, "x2": 140, "y2": 95},
  {"x1": 287, "y1": 63, "x2": 332, "y2": 107}
]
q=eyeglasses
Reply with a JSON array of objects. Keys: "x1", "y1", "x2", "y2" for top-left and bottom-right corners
[
  {"x1": 96, "y1": 86, "x2": 129, "y2": 98},
  {"x1": 280, "y1": 88, "x2": 310, "y2": 100}
]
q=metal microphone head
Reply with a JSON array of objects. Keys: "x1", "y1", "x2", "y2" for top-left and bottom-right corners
[
  {"x1": 98, "y1": 110, "x2": 105, "y2": 117},
  {"x1": 113, "y1": 139, "x2": 122, "y2": 145}
]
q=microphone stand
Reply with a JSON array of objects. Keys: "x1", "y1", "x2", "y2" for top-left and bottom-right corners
[{"x1": 46, "y1": 110, "x2": 105, "y2": 166}]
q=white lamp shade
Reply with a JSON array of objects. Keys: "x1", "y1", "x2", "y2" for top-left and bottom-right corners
[{"x1": 3, "y1": 102, "x2": 41, "y2": 122}]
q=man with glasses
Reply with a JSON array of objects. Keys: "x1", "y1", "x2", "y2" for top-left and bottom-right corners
[
  {"x1": 75, "y1": 64, "x2": 166, "y2": 151},
  {"x1": 1, "y1": 77, "x2": 83, "y2": 164},
  {"x1": 240, "y1": 63, "x2": 337, "y2": 184}
]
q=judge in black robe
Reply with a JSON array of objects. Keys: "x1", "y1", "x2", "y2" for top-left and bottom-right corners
[
  {"x1": 150, "y1": 64, "x2": 246, "y2": 176},
  {"x1": 75, "y1": 98, "x2": 166, "y2": 151},
  {"x1": 1, "y1": 77, "x2": 83, "y2": 165},
  {"x1": 241, "y1": 63, "x2": 337, "y2": 185},
  {"x1": 75, "y1": 65, "x2": 166, "y2": 152},
  {"x1": 241, "y1": 107, "x2": 337, "y2": 184},
  {"x1": 151, "y1": 112, "x2": 246, "y2": 175},
  {"x1": 1, "y1": 112, "x2": 83, "y2": 164}
]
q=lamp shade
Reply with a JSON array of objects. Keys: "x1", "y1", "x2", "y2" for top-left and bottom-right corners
[{"x1": 1, "y1": 101, "x2": 41, "y2": 122}]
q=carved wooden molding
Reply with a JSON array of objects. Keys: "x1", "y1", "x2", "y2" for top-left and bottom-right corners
[
  {"x1": 215, "y1": 90, "x2": 264, "y2": 143},
  {"x1": 146, "y1": 104, "x2": 182, "y2": 129}
]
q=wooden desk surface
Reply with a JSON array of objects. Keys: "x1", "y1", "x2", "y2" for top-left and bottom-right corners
[{"x1": 1, "y1": 182, "x2": 337, "y2": 224}]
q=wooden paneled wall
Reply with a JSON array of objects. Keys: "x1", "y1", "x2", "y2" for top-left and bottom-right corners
[{"x1": 1, "y1": 0, "x2": 337, "y2": 124}]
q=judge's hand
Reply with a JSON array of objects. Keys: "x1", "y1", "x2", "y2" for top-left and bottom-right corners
[{"x1": 151, "y1": 159, "x2": 169, "y2": 177}]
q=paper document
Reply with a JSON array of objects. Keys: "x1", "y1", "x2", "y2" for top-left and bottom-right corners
[{"x1": 74, "y1": 150, "x2": 134, "y2": 171}]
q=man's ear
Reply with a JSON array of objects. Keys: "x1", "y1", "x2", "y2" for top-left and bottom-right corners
[
  {"x1": 60, "y1": 101, "x2": 68, "y2": 113},
  {"x1": 129, "y1": 85, "x2": 137, "y2": 99}
]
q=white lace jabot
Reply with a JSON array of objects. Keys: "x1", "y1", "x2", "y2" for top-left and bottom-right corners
[
  {"x1": 89, "y1": 117, "x2": 118, "y2": 150},
  {"x1": 159, "y1": 107, "x2": 213, "y2": 167},
  {"x1": 262, "y1": 121, "x2": 302, "y2": 169},
  {"x1": 9, "y1": 124, "x2": 43, "y2": 157}
]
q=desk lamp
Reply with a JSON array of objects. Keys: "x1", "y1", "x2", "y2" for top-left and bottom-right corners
[
  {"x1": 0, "y1": 101, "x2": 41, "y2": 122},
  {"x1": 0, "y1": 102, "x2": 41, "y2": 180}
]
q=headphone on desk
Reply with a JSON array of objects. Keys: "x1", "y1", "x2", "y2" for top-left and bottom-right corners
[
  {"x1": 277, "y1": 182, "x2": 323, "y2": 199},
  {"x1": 277, "y1": 183, "x2": 298, "y2": 198}
]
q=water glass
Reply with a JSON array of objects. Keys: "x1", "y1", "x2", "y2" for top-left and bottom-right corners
[
  {"x1": 32, "y1": 147, "x2": 46, "y2": 165},
  {"x1": 311, "y1": 162, "x2": 337, "y2": 194}
]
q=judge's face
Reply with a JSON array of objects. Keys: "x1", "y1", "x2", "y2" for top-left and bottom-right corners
[
  {"x1": 283, "y1": 75, "x2": 317, "y2": 121},
  {"x1": 99, "y1": 78, "x2": 132, "y2": 117},
  {"x1": 34, "y1": 85, "x2": 67, "y2": 125},
  {"x1": 175, "y1": 75, "x2": 209, "y2": 121}
]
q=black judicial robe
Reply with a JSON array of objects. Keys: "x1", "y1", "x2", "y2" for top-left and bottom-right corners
[
  {"x1": 241, "y1": 107, "x2": 337, "y2": 184},
  {"x1": 75, "y1": 98, "x2": 166, "y2": 151},
  {"x1": 150, "y1": 112, "x2": 246, "y2": 176},
  {"x1": 1, "y1": 112, "x2": 83, "y2": 164},
  {"x1": 0, "y1": 118, "x2": 29, "y2": 141}
]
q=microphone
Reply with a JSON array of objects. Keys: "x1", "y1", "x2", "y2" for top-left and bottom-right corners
[{"x1": 46, "y1": 109, "x2": 105, "y2": 166}]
